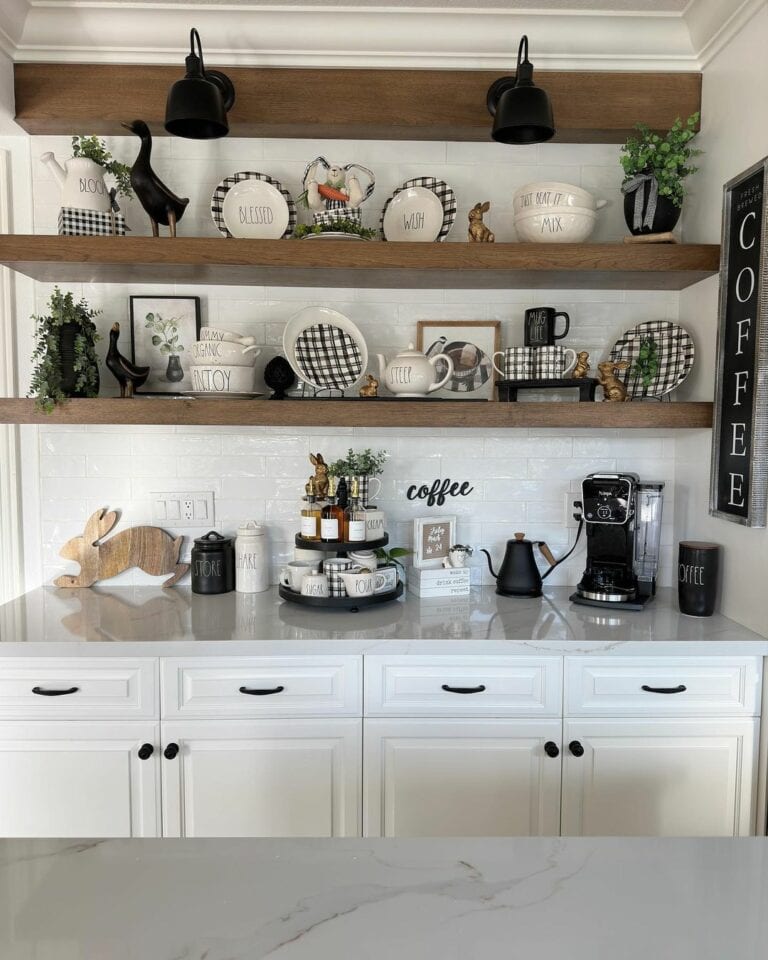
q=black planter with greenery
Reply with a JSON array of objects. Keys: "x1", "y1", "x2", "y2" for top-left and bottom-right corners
[
  {"x1": 30, "y1": 287, "x2": 101, "y2": 412},
  {"x1": 620, "y1": 112, "x2": 701, "y2": 237}
]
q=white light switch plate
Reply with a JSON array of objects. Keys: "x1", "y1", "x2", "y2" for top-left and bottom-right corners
[{"x1": 153, "y1": 491, "x2": 215, "y2": 528}]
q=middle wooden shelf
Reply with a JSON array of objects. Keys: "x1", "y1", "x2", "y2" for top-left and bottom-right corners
[{"x1": 0, "y1": 236, "x2": 720, "y2": 290}]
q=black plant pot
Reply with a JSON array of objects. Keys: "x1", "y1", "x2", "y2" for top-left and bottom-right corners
[
  {"x1": 623, "y1": 191, "x2": 681, "y2": 236},
  {"x1": 58, "y1": 322, "x2": 99, "y2": 398}
]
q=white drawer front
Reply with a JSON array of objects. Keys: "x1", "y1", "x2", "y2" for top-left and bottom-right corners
[
  {"x1": 565, "y1": 657, "x2": 761, "y2": 717},
  {"x1": 0, "y1": 659, "x2": 158, "y2": 719},
  {"x1": 364, "y1": 656, "x2": 562, "y2": 717},
  {"x1": 161, "y1": 657, "x2": 362, "y2": 719}
]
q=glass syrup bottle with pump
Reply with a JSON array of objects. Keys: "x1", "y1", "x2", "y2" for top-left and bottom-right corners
[
  {"x1": 321, "y1": 477, "x2": 345, "y2": 542},
  {"x1": 345, "y1": 477, "x2": 367, "y2": 543},
  {"x1": 300, "y1": 478, "x2": 321, "y2": 541}
]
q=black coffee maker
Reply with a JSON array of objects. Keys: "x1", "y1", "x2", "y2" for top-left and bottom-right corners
[{"x1": 571, "y1": 473, "x2": 664, "y2": 611}]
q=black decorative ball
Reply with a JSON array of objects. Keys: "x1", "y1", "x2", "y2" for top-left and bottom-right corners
[{"x1": 264, "y1": 356, "x2": 296, "y2": 400}]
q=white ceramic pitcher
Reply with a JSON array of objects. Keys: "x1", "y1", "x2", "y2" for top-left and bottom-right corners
[{"x1": 40, "y1": 152, "x2": 112, "y2": 213}]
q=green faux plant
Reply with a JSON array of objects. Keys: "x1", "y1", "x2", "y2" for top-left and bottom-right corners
[
  {"x1": 620, "y1": 112, "x2": 701, "y2": 207},
  {"x1": 144, "y1": 311, "x2": 185, "y2": 355},
  {"x1": 29, "y1": 287, "x2": 101, "y2": 412},
  {"x1": 294, "y1": 220, "x2": 377, "y2": 241},
  {"x1": 71, "y1": 135, "x2": 133, "y2": 199},
  {"x1": 374, "y1": 546, "x2": 412, "y2": 573},
  {"x1": 630, "y1": 336, "x2": 660, "y2": 391},
  {"x1": 328, "y1": 448, "x2": 389, "y2": 478}
]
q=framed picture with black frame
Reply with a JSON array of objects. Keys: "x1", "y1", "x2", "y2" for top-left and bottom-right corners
[
  {"x1": 129, "y1": 295, "x2": 202, "y2": 395},
  {"x1": 709, "y1": 158, "x2": 768, "y2": 527}
]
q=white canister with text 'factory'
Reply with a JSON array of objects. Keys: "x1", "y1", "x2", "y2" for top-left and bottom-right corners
[{"x1": 235, "y1": 521, "x2": 270, "y2": 593}]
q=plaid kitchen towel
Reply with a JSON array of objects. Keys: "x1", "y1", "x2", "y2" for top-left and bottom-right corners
[
  {"x1": 58, "y1": 206, "x2": 128, "y2": 236},
  {"x1": 294, "y1": 324, "x2": 363, "y2": 390}
]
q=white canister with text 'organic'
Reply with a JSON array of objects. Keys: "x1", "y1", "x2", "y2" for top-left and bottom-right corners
[{"x1": 235, "y1": 521, "x2": 270, "y2": 593}]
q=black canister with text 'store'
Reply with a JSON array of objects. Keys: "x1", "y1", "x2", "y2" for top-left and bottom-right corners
[
  {"x1": 678, "y1": 541, "x2": 721, "y2": 617},
  {"x1": 191, "y1": 531, "x2": 235, "y2": 595}
]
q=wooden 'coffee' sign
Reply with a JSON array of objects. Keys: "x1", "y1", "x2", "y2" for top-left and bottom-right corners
[{"x1": 710, "y1": 158, "x2": 768, "y2": 527}]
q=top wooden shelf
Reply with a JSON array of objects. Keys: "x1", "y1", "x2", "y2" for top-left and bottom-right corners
[
  {"x1": 14, "y1": 64, "x2": 701, "y2": 143},
  {"x1": 0, "y1": 237, "x2": 720, "y2": 291}
]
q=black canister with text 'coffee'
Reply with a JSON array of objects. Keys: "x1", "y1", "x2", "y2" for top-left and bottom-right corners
[
  {"x1": 678, "y1": 541, "x2": 720, "y2": 617},
  {"x1": 191, "y1": 531, "x2": 235, "y2": 595}
]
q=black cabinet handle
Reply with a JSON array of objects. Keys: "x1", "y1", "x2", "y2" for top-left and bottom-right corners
[
  {"x1": 138, "y1": 743, "x2": 154, "y2": 760},
  {"x1": 641, "y1": 684, "x2": 687, "y2": 695},
  {"x1": 32, "y1": 686, "x2": 79, "y2": 697},
  {"x1": 239, "y1": 685, "x2": 285, "y2": 696},
  {"x1": 569, "y1": 740, "x2": 585, "y2": 757},
  {"x1": 441, "y1": 684, "x2": 486, "y2": 695},
  {"x1": 544, "y1": 741, "x2": 560, "y2": 758},
  {"x1": 164, "y1": 743, "x2": 179, "y2": 760}
]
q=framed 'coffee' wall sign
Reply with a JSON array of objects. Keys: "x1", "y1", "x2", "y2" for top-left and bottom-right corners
[{"x1": 710, "y1": 158, "x2": 768, "y2": 527}]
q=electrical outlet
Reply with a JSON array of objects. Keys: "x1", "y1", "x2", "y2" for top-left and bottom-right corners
[
  {"x1": 154, "y1": 491, "x2": 214, "y2": 528},
  {"x1": 564, "y1": 493, "x2": 583, "y2": 529}
]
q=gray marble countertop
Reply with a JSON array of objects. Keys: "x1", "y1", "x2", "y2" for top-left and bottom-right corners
[
  {"x1": 0, "y1": 585, "x2": 765, "y2": 656},
  {"x1": 1, "y1": 837, "x2": 767, "y2": 958}
]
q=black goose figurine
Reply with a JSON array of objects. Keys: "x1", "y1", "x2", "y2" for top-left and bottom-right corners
[
  {"x1": 121, "y1": 119, "x2": 189, "y2": 237},
  {"x1": 106, "y1": 322, "x2": 150, "y2": 397}
]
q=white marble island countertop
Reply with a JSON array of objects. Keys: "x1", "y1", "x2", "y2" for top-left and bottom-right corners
[
  {"x1": 1, "y1": 836, "x2": 767, "y2": 959},
  {"x1": 0, "y1": 585, "x2": 765, "y2": 656}
]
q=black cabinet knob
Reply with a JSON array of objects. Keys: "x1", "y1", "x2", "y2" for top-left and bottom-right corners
[
  {"x1": 164, "y1": 743, "x2": 180, "y2": 760},
  {"x1": 544, "y1": 741, "x2": 560, "y2": 758},
  {"x1": 138, "y1": 743, "x2": 154, "y2": 760},
  {"x1": 32, "y1": 686, "x2": 79, "y2": 697},
  {"x1": 239, "y1": 685, "x2": 285, "y2": 696},
  {"x1": 569, "y1": 740, "x2": 585, "y2": 757},
  {"x1": 441, "y1": 684, "x2": 486, "y2": 694}
]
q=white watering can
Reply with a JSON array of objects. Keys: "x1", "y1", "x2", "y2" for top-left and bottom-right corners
[{"x1": 40, "y1": 152, "x2": 112, "y2": 213}]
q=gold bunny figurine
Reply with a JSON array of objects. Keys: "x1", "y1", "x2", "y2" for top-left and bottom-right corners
[
  {"x1": 597, "y1": 360, "x2": 631, "y2": 402},
  {"x1": 468, "y1": 201, "x2": 495, "y2": 243},
  {"x1": 571, "y1": 351, "x2": 591, "y2": 379}
]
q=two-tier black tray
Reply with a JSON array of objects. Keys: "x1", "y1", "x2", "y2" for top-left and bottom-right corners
[
  {"x1": 294, "y1": 533, "x2": 389, "y2": 552},
  {"x1": 279, "y1": 581, "x2": 403, "y2": 611}
]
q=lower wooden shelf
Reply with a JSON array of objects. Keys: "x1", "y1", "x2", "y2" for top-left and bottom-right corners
[{"x1": 0, "y1": 398, "x2": 714, "y2": 429}]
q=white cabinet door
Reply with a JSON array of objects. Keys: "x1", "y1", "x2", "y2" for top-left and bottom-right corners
[
  {"x1": 162, "y1": 719, "x2": 361, "y2": 838},
  {"x1": 364, "y1": 719, "x2": 562, "y2": 838},
  {"x1": 561, "y1": 718, "x2": 759, "y2": 837},
  {"x1": 0, "y1": 721, "x2": 160, "y2": 837}
]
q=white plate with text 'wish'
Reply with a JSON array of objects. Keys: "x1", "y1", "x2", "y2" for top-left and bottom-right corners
[{"x1": 382, "y1": 186, "x2": 445, "y2": 242}]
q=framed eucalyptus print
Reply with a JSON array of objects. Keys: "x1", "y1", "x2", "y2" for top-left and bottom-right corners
[
  {"x1": 129, "y1": 295, "x2": 201, "y2": 395},
  {"x1": 710, "y1": 158, "x2": 768, "y2": 527}
]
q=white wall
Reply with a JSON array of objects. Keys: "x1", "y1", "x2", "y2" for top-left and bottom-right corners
[
  {"x1": 676, "y1": 2, "x2": 768, "y2": 634},
  {"x1": 16, "y1": 133, "x2": 680, "y2": 589}
]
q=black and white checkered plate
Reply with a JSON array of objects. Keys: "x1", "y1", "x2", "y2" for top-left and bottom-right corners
[
  {"x1": 380, "y1": 177, "x2": 457, "y2": 242},
  {"x1": 211, "y1": 172, "x2": 296, "y2": 239},
  {"x1": 610, "y1": 320, "x2": 695, "y2": 399}
]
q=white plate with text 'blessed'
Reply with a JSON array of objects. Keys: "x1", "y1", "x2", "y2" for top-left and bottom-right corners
[
  {"x1": 211, "y1": 172, "x2": 296, "y2": 239},
  {"x1": 382, "y1": 187, "x2": 444, "y2": 242}
]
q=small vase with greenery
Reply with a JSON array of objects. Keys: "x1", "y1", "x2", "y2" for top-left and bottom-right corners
[
  {"x1": 144, "y1": 310, "x2": 186, "y2": 383},
  {"x1": 620, "y1": 112, "x2": 701, "y2": 235},
  {"x1": 29, "y1": 287, "x2": 101, "y2": 412},
  {"x1": 329, "y1": 448, "x2": 389, "y2": 506},
  {"x1": 375, "y1": 546, "x2": 412, "y2": 577},
  {"x1": 71, "y1": 135, "x2": 133, "y2": 199},
  {"x1": 630, "y1": 336, "x2": 660, "y2": 398}
]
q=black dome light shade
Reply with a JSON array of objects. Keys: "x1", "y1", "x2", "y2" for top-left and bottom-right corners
[
  {"x1": 165, "y1": 28, "x2": 235, "y2": 139},
  {"x1": 487, "y1": 35, "x2": 555, "y2": 145}
]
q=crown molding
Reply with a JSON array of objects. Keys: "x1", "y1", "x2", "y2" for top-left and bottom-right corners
[
  {"x1": 11, "y1": 6, "x2": 699, "y2": 70},
  {"x1": 684, "y1": 0, "x2": 765, "y2": 67}
]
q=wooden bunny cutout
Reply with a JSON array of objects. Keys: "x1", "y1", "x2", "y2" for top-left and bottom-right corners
[
  {"x1": 54, "y1": 508, "x2": 188, "y2": 588},
  {"x1": 468, "y1": 201, "x2": 495, "y2": 243},
  {"x1": 309, "y1": 453, "x2": 330, "y2": 499},
  {"x1": 597, "y1": 360, "x2": 631, "y2": 402}
]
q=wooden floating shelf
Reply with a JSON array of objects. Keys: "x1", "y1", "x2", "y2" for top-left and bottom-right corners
[
  {"x1": 14, "y1": 64, "x2": 701, "y2": 143},
  {"x1": 0, "y1": 237, "x2": 720, "y2": 291},
  {"x1": 0, "y1": 399, "x2": 714, "y2": 429}
]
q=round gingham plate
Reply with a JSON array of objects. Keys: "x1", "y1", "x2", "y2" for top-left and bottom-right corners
[
  {"x1": 380, "y1": 177, "x2": 457, "y2": 242},
  {"x1": 283, "y1": 306, "x2": 368, "y2": 393},
  {"x1": 211, "y1": 172, "x2": 296, "y2": 239},
  {"x1": 609, "y1": 320, "x2": 695, "y2": 399}
]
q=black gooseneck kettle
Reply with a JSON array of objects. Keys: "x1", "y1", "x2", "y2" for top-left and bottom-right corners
[{"x1": 480, "y1": 532, "x2": 565, "y2": 598}]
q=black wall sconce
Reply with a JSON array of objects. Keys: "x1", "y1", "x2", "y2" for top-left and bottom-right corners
[
  {"x1": 486, "y1": 35, "x2": 555, "y2": 145},
  {"x1": 165, "y1": 28, "x2": 236, "y2": 139}
]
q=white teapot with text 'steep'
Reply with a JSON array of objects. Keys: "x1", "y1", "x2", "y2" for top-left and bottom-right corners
[
  {"x1": 376, "y1": 343, "x2": 454, "y2": 397},
  {"x1": 40, "y1": 151, "x2": 112, "y2": 213}
]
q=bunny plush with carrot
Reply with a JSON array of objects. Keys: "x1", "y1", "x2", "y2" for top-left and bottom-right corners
[{"x1": 54, "y1": 508, "x2": 188, "y2": 588}]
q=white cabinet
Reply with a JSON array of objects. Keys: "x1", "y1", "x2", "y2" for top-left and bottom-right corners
[
  {"x1": 561, "y1": 718, "x2": 759, "y2": 837},
  {"x1": 364, "y1": 718, "x2": 562, "y2": 837},
  {"x1": 161, "y1": 719, "x2": 361, "y2": 838},
  {"x1": 0, "y1": 721, "x2": 160, "y2": 837}
]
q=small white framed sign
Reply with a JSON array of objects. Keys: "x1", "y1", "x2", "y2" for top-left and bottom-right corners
[{"x1": 412, "y1": 516, "x2": 456, "y2": 569}]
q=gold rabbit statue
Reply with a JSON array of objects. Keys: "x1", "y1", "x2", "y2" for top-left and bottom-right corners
[{"x1": 468, "y1": 201, "x2": 495, "y2": 243}]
